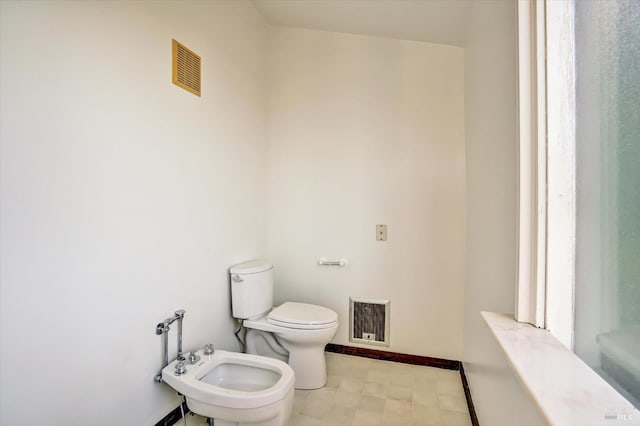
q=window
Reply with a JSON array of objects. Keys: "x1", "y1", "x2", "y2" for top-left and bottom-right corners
[
  {"x1": 517, "y1": 0, "x2": 640, "y2": 410},
  {"x1": 574, "y1": 0, "x2": 640, "y2": 408}
]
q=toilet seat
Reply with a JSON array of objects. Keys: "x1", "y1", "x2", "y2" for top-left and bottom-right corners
[
  {"x1": 267, "y1": 302, "x2": 338, "y2": 330},
  {"x1": 244, "y1": 305, "x2": 338, "y2": 334}
]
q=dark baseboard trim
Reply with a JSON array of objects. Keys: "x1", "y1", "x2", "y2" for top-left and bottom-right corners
[
  {"x1": 459, "y1": 363, "x2": 480, "y2": 426},
  {"x1": 155, "y1": 400, "x2": 190, "y2": 426},
  {"x1": 325, "y1": 343, "x2": 460, "y2": 370}
]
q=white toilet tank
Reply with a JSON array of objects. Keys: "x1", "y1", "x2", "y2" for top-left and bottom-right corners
[{"x1": 230, "y1": 260, "x2": 274, "y2": 319}]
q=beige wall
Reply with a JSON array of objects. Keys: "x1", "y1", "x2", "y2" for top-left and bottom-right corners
[
  {"x1": 1, "y1": 1, "x2": 552, "y2": 423},
  {"x1": 0, "y1": 1, "x2": 267, "y2": 424},
  {"x1": 267, "y1": 27, "x2": 466, "y2": 360},
  {"x1": 462, "y1": 1, "x2": 547, "y2": 424}
]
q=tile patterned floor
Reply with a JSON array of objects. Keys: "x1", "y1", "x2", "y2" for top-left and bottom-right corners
[{"x1": 173, "y1": 352, "x2": 472, "y2": 426}]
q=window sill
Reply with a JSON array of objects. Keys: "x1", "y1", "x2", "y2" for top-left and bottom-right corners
[{"x1": 481, "y1": 311, "x2": 640, "y2": 425}]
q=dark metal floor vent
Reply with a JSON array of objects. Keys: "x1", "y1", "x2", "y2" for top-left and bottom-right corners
[{"x1": 349, "y1": 297, "x2": 390, "y2": 346}]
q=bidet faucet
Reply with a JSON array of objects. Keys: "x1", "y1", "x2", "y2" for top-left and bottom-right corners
[
  {"x1": 175, "y1": 309, "x2": 186, "y2": 361},
  {"x1": 174, "y1": 361, "x2": 187, "y2": 376},
  {"x1": 186, "y1": 351, "x2": 200, "y2": 364},
  {"x1": 154, "y1": 309, "x2": 187, "y2": 383}
]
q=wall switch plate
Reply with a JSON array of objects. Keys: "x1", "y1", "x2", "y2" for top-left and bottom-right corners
[
  {"x1": 363, "y1": 333, "x2": 376, "y2": 341},
  {"x1": 376, "y1": 224, "x2": 387, "y2": 241}
]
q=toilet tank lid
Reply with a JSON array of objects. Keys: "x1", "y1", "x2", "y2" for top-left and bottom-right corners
[
  {"x1": 269, "y1": 302, "x2": 338, "y2": 326},
  {"x1": 229, "y1": 260, "x2": 273, "y2": 274}
]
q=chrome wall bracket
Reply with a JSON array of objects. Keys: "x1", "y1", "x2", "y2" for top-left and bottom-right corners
[{"x1": 154, "y1": 309, "x2": 186, "y2": 383}]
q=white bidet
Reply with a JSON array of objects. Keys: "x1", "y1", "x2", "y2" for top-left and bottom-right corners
[{"x1": 162, "y1": 348, "x2": 295, "y2": 426}]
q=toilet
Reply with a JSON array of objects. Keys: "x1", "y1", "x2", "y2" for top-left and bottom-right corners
[{"x1": 230, "y1": 260, "x2": 339, "y2": 390}]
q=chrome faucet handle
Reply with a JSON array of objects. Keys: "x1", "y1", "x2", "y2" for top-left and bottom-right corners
[
  {"x1": 203, "y1": 344, "x2": 215, "y2": 355},
  {"x1": 187, "y1": 351, "x2": 201, "y2": 364},
  {"x1": 174, "y1": 361, "x2": 187, "y2": 376}
]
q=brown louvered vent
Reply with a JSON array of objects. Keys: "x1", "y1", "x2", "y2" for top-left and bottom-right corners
[{"x1": 172, "y1": 39, "x2": 201, "y2": 97}]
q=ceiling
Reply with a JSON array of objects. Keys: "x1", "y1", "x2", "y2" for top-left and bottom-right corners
[{"x1": 251, "y1": 0, "x2": 472, "y2": 47}]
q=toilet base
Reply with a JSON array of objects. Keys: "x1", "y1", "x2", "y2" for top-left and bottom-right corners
[
  {"x1": 245, "y1": 329, "x2": 289, "y2": 363},
  {"x1": 285, "y1": 346, "x2": 327, "y2": 389},
  {"x1": 245, "y1": 325, "x2": 338, "y2": 390}
]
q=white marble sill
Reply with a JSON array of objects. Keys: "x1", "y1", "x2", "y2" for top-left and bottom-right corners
[{"x1": 482, "y1": 311, "x2": 640, "y2": 426}]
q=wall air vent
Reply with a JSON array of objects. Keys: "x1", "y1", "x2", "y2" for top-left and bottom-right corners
[
  {"x1": 350, "y1": 297, "x2": 390, "y2": 347},
  {"x1": 172, "y1": 39, "x2": 201, "y2": 97}
]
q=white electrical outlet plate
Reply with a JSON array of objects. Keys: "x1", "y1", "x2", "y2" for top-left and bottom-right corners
[
  {"x1": 363, "y1": 333, "x2": 376, "y2": 341},
  {"x1": 376, "y1": 224, "x2": 387, "y2": 241}
]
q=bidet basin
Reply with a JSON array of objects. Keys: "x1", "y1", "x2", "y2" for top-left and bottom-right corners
[
  {"x1": 161, "y1": 349, "x2": 294, "y2": 426},
  {"x1": 201, "y1": 363, "x2": 280, "y2": 391}
]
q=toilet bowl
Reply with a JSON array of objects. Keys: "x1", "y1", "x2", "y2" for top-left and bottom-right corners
[
  {"x1": 161, "y1": 349, "x2": 294, "y2": 426},
  {"x1": 229, "y1": 260, "x2": 340, "y2": 390},
  {"x1": 244, "y1": 302, "x2": 339, "y2": 389}
]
